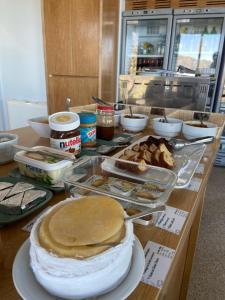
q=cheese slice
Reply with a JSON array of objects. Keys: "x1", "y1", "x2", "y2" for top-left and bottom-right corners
[
  {"x1": 1, "y1": 192, "x2": 24, "y2": 207},
  {"x1": 21, "y1": 190, "x2": 46, "y2": 209},
  {"x1": 7, "y1": 182, "x2": 34, "y2": 197},
  {"x1": 0, "y1": 188, "x2": 11, "y2": 202},
  {"x1": 0, "y1": 182, "x2": 13, "y2": 191}
]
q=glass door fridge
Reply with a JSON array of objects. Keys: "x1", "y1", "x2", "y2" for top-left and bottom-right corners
[
  {"x1": 168, "y1": 8, "x2": 225, "y2": 112},
  {"x1": 121, "y1": 9, "x2": 172, "y2": 75}
]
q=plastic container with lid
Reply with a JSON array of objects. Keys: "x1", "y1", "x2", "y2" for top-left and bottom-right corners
[
  {"x1": 14, "y1": 146, "x2": 73, "y2": 185},
  {"x1": 96, "y1": 105, "x2": 114, "y2": 141},
  {"x1": 49, "y1": 112, "x2": 81, "y2": 156},
  {"x1": 78, "y1": 112, "x2": 96, "y2": 147}
]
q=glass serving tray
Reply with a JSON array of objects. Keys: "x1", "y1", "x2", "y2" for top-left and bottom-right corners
[
  {"x1": 63, "y1": 156, "x2": 177, "y2": 208},
  {"x1": 111, "y1": 135, "x2": 206, "y2": 189}
]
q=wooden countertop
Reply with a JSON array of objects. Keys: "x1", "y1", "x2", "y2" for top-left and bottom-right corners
[{"x1": 0, "y1": 126, "x2": 220, "y2": 300}]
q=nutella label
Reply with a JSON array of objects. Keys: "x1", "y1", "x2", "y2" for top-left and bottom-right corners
[{"x1": 50, "y1": 136, "x2": 81, "y2": 154}]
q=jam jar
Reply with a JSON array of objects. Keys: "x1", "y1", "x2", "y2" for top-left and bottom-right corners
[
  {"x1": 49, "y1": 112, "x2": 81, "y2": 156},
  {"x1": 96, "y1": 105, "x2": 114, "y2": 140},
  {"x1": 78, "y1": 112, "x2": 96, "y2": 147}
]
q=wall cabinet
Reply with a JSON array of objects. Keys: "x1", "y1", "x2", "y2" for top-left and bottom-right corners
[{"x1": 43, "y1": 0, "x2": 119, "y2": 114}]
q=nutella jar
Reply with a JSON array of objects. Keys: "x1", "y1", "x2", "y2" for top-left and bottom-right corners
[{"x1": 49, "y1": 112, "x2": 81, "y2": 156}]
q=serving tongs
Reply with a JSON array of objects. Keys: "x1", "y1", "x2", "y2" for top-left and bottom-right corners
[
  {"x1": 92, "y1": 96, "x2": 111, "y2": 107},
  {"x1": 13, "y1": 145, "x2": 76, "y2": 162},
  {"x1": 169, "y1": 136, "x2": 214, "y2": 151}
]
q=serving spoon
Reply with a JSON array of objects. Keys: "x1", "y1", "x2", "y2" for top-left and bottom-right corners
[{"x1": 169, "y1": 136, "x2": 214, "y2": 151}]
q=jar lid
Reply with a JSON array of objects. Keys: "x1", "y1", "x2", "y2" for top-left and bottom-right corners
[
  {"x1": 49, "y1": 112, "x2": 80, "y2": 132},
  {"x1": 97, "y1": 105, "x2": 114, "y2": 111},
  {"x1": 78, "y1": 112, "x2": 96, "y2": 124}
]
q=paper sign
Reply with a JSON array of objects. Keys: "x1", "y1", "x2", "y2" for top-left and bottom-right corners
[
  {"x1": 186, "y1": 177, "x2": 202, "y2": 192},
  {"x1": 155, "y1": 206, "x2": 188, "y2": 235},
  {"x1": 195, "y1": 163, "x2": 205, "y2": 175},
  {"x1": 22, "y1": 206, "x2": 51, "y2": 232},
  {"x1": 142, "y1": 241, "x2": 175, "y2": 289}
]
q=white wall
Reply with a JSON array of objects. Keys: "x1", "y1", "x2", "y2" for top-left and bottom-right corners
[{"x1": 0, "y1": 0, "x2": 47, "y2": 130}]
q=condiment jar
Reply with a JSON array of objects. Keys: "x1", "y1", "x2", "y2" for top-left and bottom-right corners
[
  {"x1": 96, "y1": 105, "x2": 114, "y2": 140},
  {"x1": 78, "y1": 112, "x2": 96, "y2": 147},
  {"x1": 49, "y1": 111, "x2": 81, "y2": 156}
]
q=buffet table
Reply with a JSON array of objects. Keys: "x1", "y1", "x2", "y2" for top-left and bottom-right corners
[{"x1": 0, "y1": 126, "x2": 221, "y2": 300}]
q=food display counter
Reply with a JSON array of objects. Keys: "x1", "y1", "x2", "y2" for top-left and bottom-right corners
[{"x1": 0, "y1": 106, "x2": 224, "y2": 300}]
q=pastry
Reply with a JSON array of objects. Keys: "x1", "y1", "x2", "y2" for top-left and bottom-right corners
[
  {"x1": 143, "y1": 182, "x2": 165, "y2": 192},
  {"x1": 116, "y1": 136, "x2": 175, "y2": 171},
  {"x1": 48, "y1": 196, "x2": 124, "y2": 246},
  {"x1": 91, "y1": 177, "x2": 108, "y2": 187},
  {"x1": 136, "y1": 191, "x2": 158, "y2": 200},
  {"x1": 30, "y1": 196, "x2": 134, "y2": 299}
]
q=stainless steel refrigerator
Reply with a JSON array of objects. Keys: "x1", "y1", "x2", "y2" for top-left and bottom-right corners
[
  {"x1": 121, "y1": 9, "x2": 173, "y2": 75},
  {"x1": 169, "y1": 7, "x2": 225, "y2": 112},
  {"x1": 121, "y1": 7, "x2": 225, "y2": 112}
]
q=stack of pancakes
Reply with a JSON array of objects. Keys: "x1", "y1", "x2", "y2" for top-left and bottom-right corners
[{"x1": 38, "y1": 195, "x2": 125, "y2": 258}]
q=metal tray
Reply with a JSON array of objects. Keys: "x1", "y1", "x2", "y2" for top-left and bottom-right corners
[
  {"x1": 111, "y1": 135, "x2": 206, "y2": 189},
  {"x1": 63, "y1": 156, "x2": 177, "y2": 208}
]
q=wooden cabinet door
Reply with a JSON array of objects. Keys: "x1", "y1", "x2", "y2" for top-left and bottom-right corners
[
  {"x1": 48, "y1": 75, "x2": 98, "y2": 113},
  {"x1": 43, "y1": 0, "x2": 100, "y2": 77}
]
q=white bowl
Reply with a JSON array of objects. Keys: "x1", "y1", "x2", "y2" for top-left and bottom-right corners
[
  {"x1": 153, "y1": 117, "x2": 183, "y2": 138},
  {"x1": 182, "y1": 121, "x2": 218, "y2": 140},
  {"x1": 30, "y1": 198, "x2": 134, "y2": 300},
  {"x1": 28, "y1": 116, "x2": 50, "y2": 138},
  {"x1": 0, "y1": 133, "x2": 18, "y2": 164},
  {"x1": 121, "y1": 114, "x2": 148, "y2": 133}
]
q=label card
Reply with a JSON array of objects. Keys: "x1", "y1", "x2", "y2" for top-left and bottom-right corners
[
  {"x1": 142, "y1": 241, "x2": 175, "y2": 289},
  {"x1": 22, "y1": 206, "x2": 51, "y2": 232},
  {"x1": 186, "y1": 177, "x2": 202, "y2": 192},
  {"x1": 195, "y1": 163, "x2": 205, "y2": 175},
  {"x1": 155, "y1": 206, "x2": 188, "y2": 235}
]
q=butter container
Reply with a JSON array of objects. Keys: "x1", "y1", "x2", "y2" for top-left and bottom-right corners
[{"x1": 14, "y1": 146, "x2": 73, "y2": 185}]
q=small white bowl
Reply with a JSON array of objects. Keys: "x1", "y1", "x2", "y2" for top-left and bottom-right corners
[
  {"x1": 121, "y1": 114, "x2": 148, "y2": 133},
  {"x1": 0, "y1": 133, "x2": 18, "y2": 164},
  {"x1": 28, "y1": 116, "x2": 50, "y2": 138},
  {"x1": 152, "y1": 117, "x2": 183, "y2": 138},
  {"x1": 182, "y1": 121, "x2": 218, "y2": 140}
]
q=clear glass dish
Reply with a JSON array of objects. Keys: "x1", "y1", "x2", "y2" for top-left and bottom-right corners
[
  {"x1": 63, "y1": 156, "x2": 177, "y2": 208},
  {"x1": 112, "y1": 135, "x2": 206, "y2": 189}
]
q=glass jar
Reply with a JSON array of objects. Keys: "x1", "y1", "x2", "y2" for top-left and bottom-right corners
[
  {"x1": 49, "y1": 111, "x2": 81, "y2": 156},
  {"x1": 96, "y1": 105, "x2": 114, "y2": 140}
]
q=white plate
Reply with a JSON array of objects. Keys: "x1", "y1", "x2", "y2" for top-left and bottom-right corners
[
  {"x1": 13, "y1": 237, "x2": 145, "y2": 300},
  {"x1": 108, "y1": 135, "x2": 206, "y2": 189}
]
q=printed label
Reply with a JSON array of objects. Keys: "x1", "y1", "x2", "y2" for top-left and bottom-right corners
[
  {"x1": 155, "y1": 205, "x2": 189, "y2": 235},
  {"x1": 80, "y1": 126, "x2": 96, "y2": 144},
  {"x1": 186, "y1": 177, "x2": 202, "y2": 192},
  {"x1": 195, "y1": 163, "x2": 205, "y2": 175},
  {"x1": 50, "y1": 136, "x2": 81, "y2": 154},
  {"x1": 142, "y1": 241, "x2": 175, "y2": 289}
]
